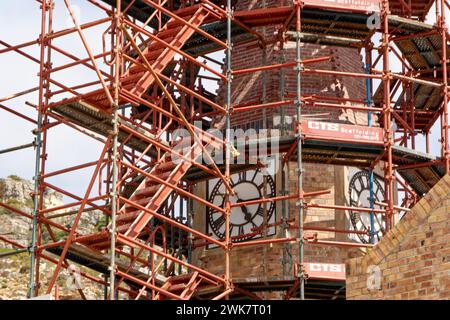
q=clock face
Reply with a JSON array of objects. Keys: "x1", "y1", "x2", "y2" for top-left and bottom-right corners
[
  {"x1": 349, "y1": 170, "x2": 385, "y2": 243},
  {"x1": 207, "y1": 168, "x2": 276, "y2": 243}
]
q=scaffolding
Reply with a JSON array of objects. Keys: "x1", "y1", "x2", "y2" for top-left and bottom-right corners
[{"x1": 0, "y1": 0, "x2": 448, "y2": 300}]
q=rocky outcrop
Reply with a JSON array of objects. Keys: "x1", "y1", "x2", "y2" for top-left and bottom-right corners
[
  {"x1": 0, "y1": 175, "x2": 106, "y2": 300},
  {"x1": 0, "y1": 176, "x2": 67, "y2": 248},
  {"x1": 0, "y1": 176, "x2": 105, "y2": 248},
  {"x1": 0, "y1": 253, "x2": 104, "y2": 300},
  {"x1": 0, "y1": 175, "x2": 63, "y2": 209}
]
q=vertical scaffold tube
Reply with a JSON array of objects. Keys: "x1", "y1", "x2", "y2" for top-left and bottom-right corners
[
  {"x1": 109, "y1": 0, "x2": 122, "y2": 300},
  {"x1": 262, "y1": 0, "x2": 267, "y2": 130},
  {"x1": 28, "y1": 0, "x2": 47, "y2": 298},
  {"x1": 295, "y1": 2, "x2": 305, "y2": 300},
  {"x1": 365, "y1": 46, "x2": 376, "y2": 244},
  {"x1": 280, "y1": 41, "x2": 291, "y2": 278},
  {"x1": 382, "y1": 0, "x2": 395, "y2": 230},
  {"x1": 224, "y1": 0, "x2": 233, "y2": 298},
  {"x1": 440, "y1": 0, "x2": 449, "y2": 173}
]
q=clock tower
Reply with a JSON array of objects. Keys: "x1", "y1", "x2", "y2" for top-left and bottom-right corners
[{"x1": 190, "y1": 0, "x2": 389, "y2": 298}]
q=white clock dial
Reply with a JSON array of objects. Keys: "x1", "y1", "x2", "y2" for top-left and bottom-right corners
[
  {"x1": 349, "y1": 170, "x2": 385, "y2": 243},
  {"x1": 207, "y1": 168, "x2": 276, "y2": 242}
]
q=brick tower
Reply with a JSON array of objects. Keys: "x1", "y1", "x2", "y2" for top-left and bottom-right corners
[{"x1": 192, "y1": 0, "x2": 376, "y2": 298}]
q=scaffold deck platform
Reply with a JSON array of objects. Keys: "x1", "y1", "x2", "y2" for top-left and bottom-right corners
[
  {"x1": 1, "y1": 0, "x2": 449, "y2": 301},
  {"x1": 50, "y1": 100, "x2": 445, "y2": 194},
  {"x1": 46, "y1": 243, "x2": 345, "y2": 300}
]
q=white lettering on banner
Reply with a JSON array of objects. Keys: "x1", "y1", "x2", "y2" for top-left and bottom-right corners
[
  {"x1": 308, "y1": 263, "x2": 344, "y2": 273},
  {"x1": 304, "y1": 263, "x2": 346, "y2": 280},
  {"x1": 307, "y1": 121, "x2": 339, "y2": 131},
  {"x1": 303, "y1": 120, "x2": 383, "y2": 144},
  {"x1": 320, "y1": 0, "x2": 380, "y2": 11}
]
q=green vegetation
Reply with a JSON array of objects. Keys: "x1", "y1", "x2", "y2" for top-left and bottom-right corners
[
  {"x1": 4, "y1": 198, "x2": 22, "y2": 209},
  {"x1": 24, "y1": 198, "x2": 34, "y2": 209},
  {"x1": 0, "y1": 196, "x2": 34, "y2": 215},
  {"x1": 7, "y1": 175, "x2": 22, "y2": 181},
  {"x1": 54, "y1": 229, "x2": 68, "y2": 241},
  {"x1": 95, "y1": 215, "x2": 108, "y2": 231},
  {"x1": 0, "y1": 247, "x2": 29, "y2": 261},
  {"x1": 0, "y1": 199, "x2": 24, "y2": 215}
]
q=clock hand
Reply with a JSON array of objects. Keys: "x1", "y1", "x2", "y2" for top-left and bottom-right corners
[
  {"x1": 236, "y1": 197, "x2": 262, "y2": 204},
  {"x1": 240, "y1": 205, "x2": 252, "y2": 221},
  {"x1": 236, "y1": 197, "x2": 253, "y2": 221}
]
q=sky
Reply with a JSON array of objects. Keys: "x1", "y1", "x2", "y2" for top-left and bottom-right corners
[
  {"x1": 0, "y1": 1, "x2": 446, "y2": 204},
  {"x1": 0, "y1": 1, "x2": 110, "y2": 200}
]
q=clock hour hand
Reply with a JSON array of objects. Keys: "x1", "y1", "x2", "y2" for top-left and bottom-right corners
[
  {"x1": 240, "y1": 205, "x2": 252, "y2": 221},
  {"x1": 236, "y1": 198, "x2": 253, "y2": 221}
]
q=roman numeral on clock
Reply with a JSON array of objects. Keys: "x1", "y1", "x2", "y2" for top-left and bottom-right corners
[
  {"x1": 238, "y1": 171, "x2": 246, "y2": 181},
  {"x1": 212, "y1": 214, "x2": 225, "y2": 231}
]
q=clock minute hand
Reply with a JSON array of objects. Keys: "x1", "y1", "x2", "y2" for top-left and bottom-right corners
[
  {"x1": 236, "y1": 197, "x2": 262, "y2": 205},
  {"x1": 240, "y1": 205, "x2": 252, "y2": 221},
  {"x1": 236, "y1": 198, "x2": 253, "y2": 221},
  {"x1": 237, "y1": 197, "x2": 267, "y2": 221}
]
